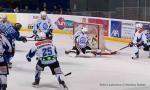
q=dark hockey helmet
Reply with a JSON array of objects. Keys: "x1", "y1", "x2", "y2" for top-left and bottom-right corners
[{"x1": 14, "y1": 23, "x2": 22, "y2": 31}]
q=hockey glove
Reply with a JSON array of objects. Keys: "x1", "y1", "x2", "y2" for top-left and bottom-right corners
[
  {"x1": 27, "y1": 57, "x2": 31, "y2": 62},
  {"x1": 26, "y1": 55, "x2": 31, "y2": 62},
  {"x1": 21, "y1": 37, "x2": 27, "y2": 43},
  {"x1": 128, "y1": 42, "x2": 134, "y2": 47},
  {"x1": 33, "y1": 30, "x2": 37, "y2": 35},
  {"x1": 137, "y1": 43, "x2": 143, "y2": 47}
]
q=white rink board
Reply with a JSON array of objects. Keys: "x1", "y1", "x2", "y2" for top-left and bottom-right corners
[{"x1": 7, "y1": 32, "x2": 150, "y2": 90}]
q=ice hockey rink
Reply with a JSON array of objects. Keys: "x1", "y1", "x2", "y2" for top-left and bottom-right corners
[{"x1": 7, "y1": 32, "x2": 150, "y2": 90}]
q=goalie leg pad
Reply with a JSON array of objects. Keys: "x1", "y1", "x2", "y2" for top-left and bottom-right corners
[
  {"x1": 85, "y1": 50, "x2": 97, "y2": 57},
  {"x1": 72, "y1": 46, "x2": 80, "y2": 55},
  {"x1": 65, "y1": 50, "x2": 76, "y2": 54},
  {"x1": 65, "y1": 50, "x2": 77, "y2": 57},
  {"x1": 82, "y1": 46, "x2": 92, "y2": 54}
]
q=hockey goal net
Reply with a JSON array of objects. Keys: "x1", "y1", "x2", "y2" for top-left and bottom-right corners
[{"x1": 73, "y1": 22, "x2": 111, "y2": 52}]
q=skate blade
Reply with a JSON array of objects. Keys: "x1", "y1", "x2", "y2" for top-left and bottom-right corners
[
  {"x1": 131, "y1": 57, "x2": 139, "y2": 60},
  {"x1": 32, "y1": 85, "x2": 39, "y2": 88},
  {"x1": 59, "y1": 85, "x2": 68, "y2": 90}
]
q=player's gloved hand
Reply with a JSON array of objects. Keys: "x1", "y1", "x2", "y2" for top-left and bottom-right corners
[
  {"x1": 27, "y1": 57, "x2": 31, "y2": 62},
  {"x1": 33, "y1": 30, "x2": 37, "y2": 35},
  {"x1": 137, "y1": 43, "x2": 143, "y2": 47},
  {"x1": 128, "y1": 42, "x2": 134, "y2": 47},
  {"x1": 48, "y1": 33, "x2": 53, "y2": 40},
  {"x1": 26, "y1": 55, "x2": 31, "y2": 62},
  {"x1": 21, "y1": 37, "x2": 27, "y2": 43}
]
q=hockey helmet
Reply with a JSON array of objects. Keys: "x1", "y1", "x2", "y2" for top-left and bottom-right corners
[
  {"x1": 40, "y1": 11, "x2": 47, "y2": 16},
  {"x1": 14, "y1": 23, "x2": 22, "y2": 31},
  {"x1": 37, "y1": 32, "x2": 46, "y2": 40},
  {"x1": 136, "y1": 23, "x2": 143, "y2": 29},
  {"x1": 1, "y1": 15, "x2": 7, "y2": 22},
  {"x1": 1, "y1": 15, "x2": 7, "y2": 19}
]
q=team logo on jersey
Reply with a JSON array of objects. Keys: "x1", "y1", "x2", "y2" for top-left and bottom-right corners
[
  {"x1": 56, "y1": 17, "x2": 66, "y2": 30},
  {"x1": 43, "y1": 23, "x2": 48, "y2": 30}
]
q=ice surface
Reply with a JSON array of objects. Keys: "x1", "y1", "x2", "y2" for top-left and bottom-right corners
[{"x1": 7, "y1": 32, "x2": 150, "y2": 90}]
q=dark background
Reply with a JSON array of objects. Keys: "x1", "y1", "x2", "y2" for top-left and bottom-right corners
[{"x1": 0, "y1": 0, "x2": 150, "y2": 21}]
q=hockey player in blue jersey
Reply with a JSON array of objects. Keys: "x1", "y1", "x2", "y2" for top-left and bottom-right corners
[
  {"x1": 0, "y1": 15, "x2": 27, "y2": 67},
  {"x1": 26, "y1": 32, "x2": 68, "y2": 89},
  {"x1": 33, "y1": 11, "x2": 53, "y2": 40},
  {"x1": 129, "y1": 23, "x2": 150, "y2": 59},
  {"x1": 0, "y1": 34, "x2": 12, "y2": 90}
]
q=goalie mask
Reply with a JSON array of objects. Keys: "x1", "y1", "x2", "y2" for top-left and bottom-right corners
[{"x1": 81, "y1": 27, "x2": 88, "y2": 33}]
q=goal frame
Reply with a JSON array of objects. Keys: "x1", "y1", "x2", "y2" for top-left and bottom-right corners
[{"x1": 73, "y1": 22, "x2": 103, "y2": 50}]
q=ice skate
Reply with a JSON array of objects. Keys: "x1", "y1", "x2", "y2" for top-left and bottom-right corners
[
  {"x1": 32, "y1": 79, "x2": 40, "y2": 88},
  {"x1": 32, "y1": 81, "x2": 39, "y2": 88},
  {"x1": 8, "y1": 62, "x2": 12, "y2": 69},
  {"x1": 60, "y1": 83, "x2": 68, "y2": 90},
  {"x1": 131, "y1": 54, "x2": 139, "y2": 60}
]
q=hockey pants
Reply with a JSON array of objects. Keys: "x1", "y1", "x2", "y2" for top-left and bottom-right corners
[{"x1": 34, "y1": 61, "x2": 65, "y2": 85}]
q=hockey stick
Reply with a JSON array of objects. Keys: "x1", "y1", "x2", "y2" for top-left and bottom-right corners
[
  {"x1": 117, "y1": 45, "x2": 129, "y2": 51},
  {"x1": 112, "y1": 45, "x2": 129, "y2": 54},
  {"x1": 27, "y1": 34, "x2": 35, "y2": 38},
  {"x1": 64, "y1": 72, "x2": 72, "y2": 77},
  {"x1": 27, "y1": 39, "x2": 36, "y2": 41},
  {"x1": 25, "y1": 34, "x2": 35, "y2": 38}
]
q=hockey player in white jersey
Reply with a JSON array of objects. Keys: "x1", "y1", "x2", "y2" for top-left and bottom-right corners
[
  {"x1": 129, "y1": 23, "x2": 150, "y2": 59},
  {"x1": 33, "y1": 11, "x2": 53, "y2": 40},
  {"x1": 26, "y1": 32, "x2": 68, "y2": 89},
  {"x1": 0, "y1": 34, "x2": 12, "y2": 90}
]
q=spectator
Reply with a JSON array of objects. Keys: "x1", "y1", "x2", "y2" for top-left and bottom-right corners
[
  {"x1": 0, "y1": 7, "x2": 3, "y2": 12},
  {"x1": 23, "y1": 5, "x2": 29, "y2": 13},
  {"x1": 59, "y1": 8, "x2": 63, "y2": 14},
  {"x1": 36, "y1": 7, "x2": 40, "y2": 13},
  {"x1": 44, "y1": 7, "x2": 47, "y2": 11},
  {"x1": 66, "y1": 8, "x2": 71, "y2": 15},
  {"x1": 53, "y1": 5, "x2": 58, "y2": 14},
  {"x1": 14, "y1": 7, "x2": 19, "y2": 13}
]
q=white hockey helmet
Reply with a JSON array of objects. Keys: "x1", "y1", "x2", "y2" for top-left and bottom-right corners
[
  {"x1": 81, "y1": 27, "x2": 88, "y2": 33},
  {"x1": 1, "y1": 15, "x2": 7, "y2": 21},
  {"x1": 136, "y1": 23, "x2": 143, "y2": 29},
  {"x1": 37, "y1": 32, "x2": 46, "y2": 40},
  {"x1": 40, "y1": 11, "x2": 47, "y2": 16}
]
